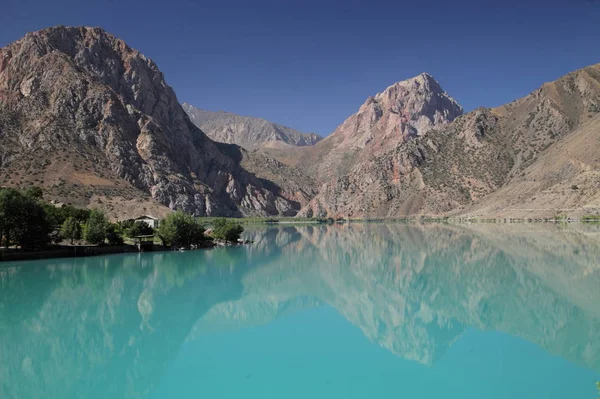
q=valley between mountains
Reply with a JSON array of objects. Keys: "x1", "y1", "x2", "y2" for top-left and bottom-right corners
[{"x1": 1, "y1": 26, "x2": 599, "y2": 219}]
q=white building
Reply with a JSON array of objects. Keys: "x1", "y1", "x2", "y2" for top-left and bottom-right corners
[{"x1": 134, "y1": 215, "x2": 160, "y2": 229}]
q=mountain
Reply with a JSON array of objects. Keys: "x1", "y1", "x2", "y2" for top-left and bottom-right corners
[
  {"x1": 262, "y1": 73, "x2": 464, "y2": 182},
  {"x1": 3, "y1": 26, "x2": 599, "y2": 220},
  {"x1": 182, "y1": 104, "x2": 322, "y2": 150},
  {"x1": 0, "y1": 26, "x2": 308, "y2": 218},
  {"x1": 299, "y1": 65, "x2": 600, "y2": 218}
]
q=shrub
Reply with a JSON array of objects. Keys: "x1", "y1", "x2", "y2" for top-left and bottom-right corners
[
  {"x1": 106, "y1": 223, "x2": 124, "y2": 245},
  {"x1": 125, "y1": 221, "x2": 154, "y2": 238},
  {"x1": 60, "y1": 217, "x2": 82, "y2": 244},
  {"x1": 211, "y1": 218, "x2": 244, "y2": 242},
  {"x1": 83, "y1": 210, "x2": 109, "y2": 245},
  {"x1": 157, "y1": 211, "x2": 205, "y2": 248}
]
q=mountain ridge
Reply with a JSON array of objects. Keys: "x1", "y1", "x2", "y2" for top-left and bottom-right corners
[
  {"x1": 182, "y1": 103, "x2": 322, "y2": 150},
  {"x1": 298, "y1": 63, "x2": 600, "y2": 218},
  {"x1": 2, "y1": 25, "x2": 599, "y2": 219}
]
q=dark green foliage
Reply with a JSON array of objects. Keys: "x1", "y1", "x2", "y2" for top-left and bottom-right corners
[
  {"x1": 60, "y1": 217, "x2": 82, "y2": 244},
  {"x1": 83, "y1": 210, "x2": 109, "y2": 245},
  {"x1": 211, "y1": 218, "x2": 244, "y2": 242},
  {"x1": 571, "y1": 185, "x2": 579, "y2": 190},
  {"x1": 43, "y1": 203, "x2": 91, "y2": 226},
  {"x1": 0, "y1": 188, "x2": 52, "y2": 249},
  {"x1": 24, "y1": 186, "x2": 44, "y2": 199},
  {"x1": 119, "y1": 219, "x2": 135, "y2": 231},
  {"x1": 125, "y1": 221, "x2": 154, "y2": 238},
  {"x1": 157, "y1": 211, "x2": 205, "y2": 248},
  {"x1": 106, "y1": 223, "x2": 124, "y2": 245}
]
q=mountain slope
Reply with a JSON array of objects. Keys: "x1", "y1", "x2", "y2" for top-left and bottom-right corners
[
  {"x1": 264, "y1": 73, "x2": 463, "y2": 182},
  {"x1": 300, "y1": 64, "x2": 600, "y2": 218},
  {"x1": 182, "y1": 104, "x2": 322, "y2": 150},
  {"x1": 0, "y1": 26, "x2": 304, "y2": 217}
]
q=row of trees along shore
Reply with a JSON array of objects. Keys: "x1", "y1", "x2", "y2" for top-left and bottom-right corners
[{"x1": 0, "y1": 187, "x2": 244, "y2": 250}]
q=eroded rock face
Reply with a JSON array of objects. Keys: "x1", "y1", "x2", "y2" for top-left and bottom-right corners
[{"x1": 0, "y1": 26, "x2": 300, "y2": 216}]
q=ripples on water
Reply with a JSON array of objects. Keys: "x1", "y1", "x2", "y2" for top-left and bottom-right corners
[{"x1": 1, "y1": 223, "x2": 599, "y2": 398}]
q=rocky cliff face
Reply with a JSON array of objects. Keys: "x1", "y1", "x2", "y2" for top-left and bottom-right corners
[
  {"x1": 0, "y1": 26, "x2": 302, "y2": 217},
  {"x1": 300, "y1": 64, "x2": 600, "y2": 218},
  {"x1": 283, "y1": 73, "x2": 463, "y2": 182},
  {"x1": 182, "y1": 104, "x2": 322, "y2": 150}
]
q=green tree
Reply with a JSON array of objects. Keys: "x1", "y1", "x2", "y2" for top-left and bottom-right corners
[
  {"x1": 44, "y1": 204, "x2": 91, "y2": 226},
  {"x1": 157, "y1": 211, "x2": 205, "y2": 248},
  {"x1": 106, "y1": 223, "x2": 124, "y2": 245},
  {"x1": 125, "y1": 221, "x2": 154, "y2": 238},
  {"x1": 24, "y1": 186, "x2": 44, "y2": 199},
  {"x1": 60, "y1": 217, "x2": 82, "y2": 244},
  {"x1": 211, "y1": 218, "x2": 244, "y2": 242},
  {"x1": 0, "y1": 188, "x2": 51, "y2": 249},
  {"x1": 83, "y1": 210, "x2": 109, "y2": 245}
]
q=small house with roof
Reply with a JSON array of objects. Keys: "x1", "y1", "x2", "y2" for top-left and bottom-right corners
[{"x1": 134, "y1": 215, "x2": 160, "y2": 229}]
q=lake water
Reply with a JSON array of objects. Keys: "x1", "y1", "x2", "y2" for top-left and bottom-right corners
[{"x1": 1, "y1": 223, "x2": 600, "y2": 399}]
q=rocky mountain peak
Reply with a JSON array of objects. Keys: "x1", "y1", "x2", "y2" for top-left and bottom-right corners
[
  {"x1": 366, "y1": 73, "x2": 463, "y2": 138},
  {"x1": 292, "y1": 73, "x2": 464, "y2": 183}
]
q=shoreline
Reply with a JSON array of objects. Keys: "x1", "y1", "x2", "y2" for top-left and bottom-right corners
[
  {"x1": 0, "y1": 241, "x2": 219, "y2": 264},
  {"x1": 2, "y1": 218, "x2": 598, "y2": 264}
]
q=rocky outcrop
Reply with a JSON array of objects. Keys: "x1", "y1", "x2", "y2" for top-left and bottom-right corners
[
  {"x1": 182, "y1": 104, "x2": 322, "y2": 150},
  {"x1": 0, "y1": 26, "x2": 303, "y2": 217}
]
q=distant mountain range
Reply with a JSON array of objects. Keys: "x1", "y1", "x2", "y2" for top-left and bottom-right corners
[
  {"x1": 1, "y1": 25, "x2": 599, "y2": 219},
  {"x1": 182, "y1": 104, "x2": 322, "y2": 150}
]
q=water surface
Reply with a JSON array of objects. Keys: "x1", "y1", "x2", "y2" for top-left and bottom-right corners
[{"x1": 1, "y1": 223, "x2": 600, "y2": 398}]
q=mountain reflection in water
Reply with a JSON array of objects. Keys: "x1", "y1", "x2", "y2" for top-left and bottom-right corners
[{"x1": 1, "y1": 223, "x2": 599, "y2": 398}]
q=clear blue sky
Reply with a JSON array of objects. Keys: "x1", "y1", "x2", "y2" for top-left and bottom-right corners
[{"x1": 1, "y1": 0, "x2": 599, "y2": 136}]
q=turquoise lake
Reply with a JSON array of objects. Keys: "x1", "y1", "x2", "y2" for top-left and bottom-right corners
[{"x1": 1, "y1": 223, "x2": 600, "y2": 398}]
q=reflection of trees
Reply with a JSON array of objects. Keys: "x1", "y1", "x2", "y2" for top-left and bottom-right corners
[{"x1": 0, "y1": 251, "x2": 248, "y2": 399}]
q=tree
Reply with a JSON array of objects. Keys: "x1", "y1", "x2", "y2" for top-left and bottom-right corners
[
  {"x1": 61, "y1": 217, "x2": 82, "y2": 244},
  {"x1": 125, "y1": 221, "x2": 154, "y2": 238},
  {"x1": 0, "y1": 188, "x2": 23, "y2": 247},
  {"x1": 106, "y1": 223, "x2": 124, "y2": 245},
  {"x1": 44, "y1": 204, "x2": 91, "y2": 226},
  {"x1": 0, "y1": 188, "x2": 51, "y2": 249},
  {"x1": 83, "y1": 210, "x2": 109, "y2": 245},
  {"x1": 211, "y1": 218, "x2": 244, "y2": 242},
  {"x1": 157, "y1": 211, "x2": 205, "y2": 248},
  {"x1": 24, "y1": 186, "x2": 44, "y2": 199}
]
